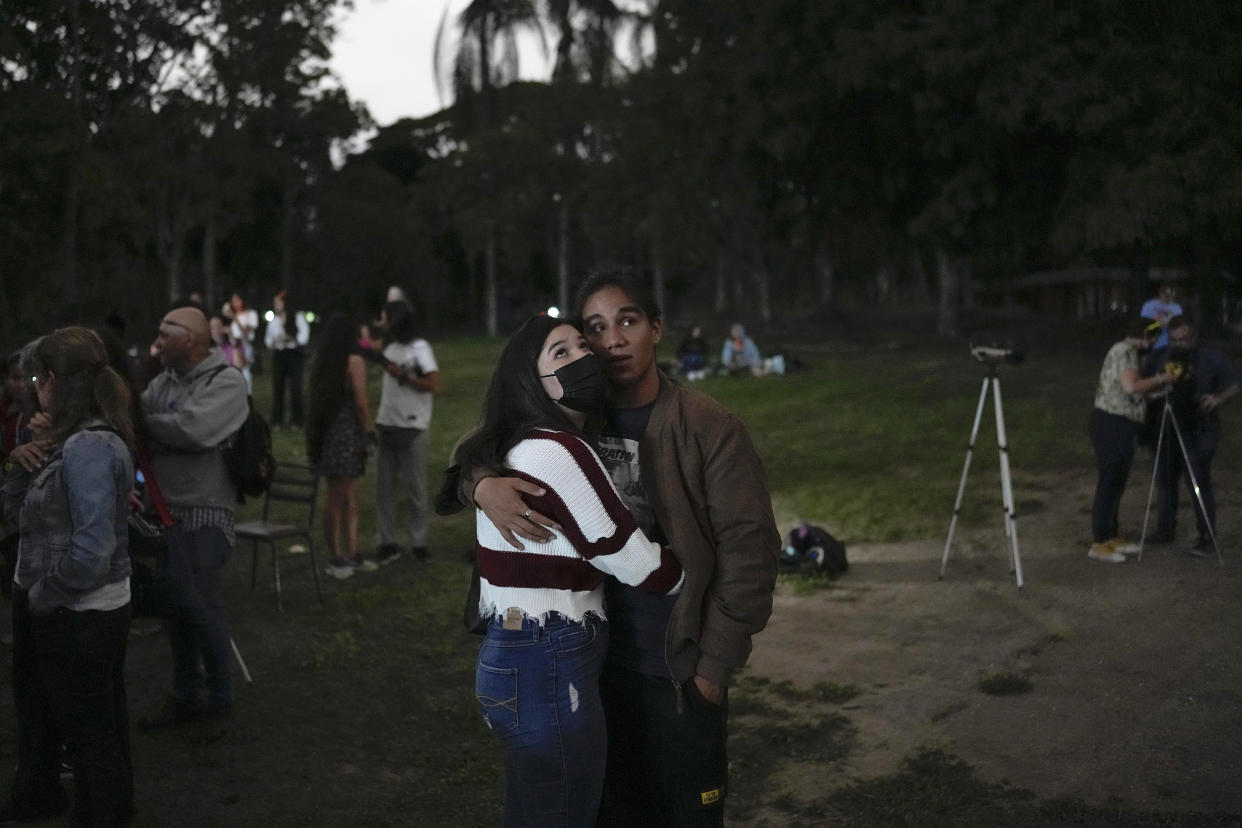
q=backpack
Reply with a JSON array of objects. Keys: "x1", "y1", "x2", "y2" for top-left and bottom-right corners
[
  {"x1": 207, "y1": 366, "x2": 276, "y2": 500},
  {"x1": 781, "y1": 523, "x2": 848, "y2": 578}
]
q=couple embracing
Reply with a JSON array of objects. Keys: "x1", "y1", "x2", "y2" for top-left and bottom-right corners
[{"x1": 456, "y1": 267, "x2": 780, "y2": 827}]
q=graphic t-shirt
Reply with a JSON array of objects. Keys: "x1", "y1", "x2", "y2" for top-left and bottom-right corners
[
  {"x1": 376, "y1": 339, "x2": 438, "y2": 430},
  {"x1": 598, "y1": 401, "x2": 676, "y2": 677},
  {"x1": 1094, "y1": 341, "x2": 1145, "y2": 423}
]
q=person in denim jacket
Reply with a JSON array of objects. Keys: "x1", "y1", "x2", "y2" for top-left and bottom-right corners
[{"x1": 2, "y1": 327, "x2": 136, "y2": 826}]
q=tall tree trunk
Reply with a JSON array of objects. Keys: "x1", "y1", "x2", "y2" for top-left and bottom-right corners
[
  {"x1": 485, "y1": 230, "x2": 498, "y2": 336},
  {"x1": 936, "y1": 246, "x2": 961, "y2": 336},
  {"x1": 752, "y1": 253, "x2": 771, "y2": 323},
  {"x1": 557, "y1": 200, "x2": 569, "y2": 314},
  {"x1": 203, "y1": 212, "x2": 218, "y2": 311},
  {"x1": 909, "y1": 249, "x2": 932, "y2": 305},
  {"x1": 652, "y1": 246, "x2": 665, "y2": 319},
  {"x1": 1129, "y1": 256, "x2": 1149, "y2": 318},
  {"x1": 280, "y1": 175, "x2": 295, "y2": 292},
  {"x1": 816, "y1": 249, "x2": 835, "y2": 309},
  {"x1": 714, "y1": 250, "x2": 727, "y2": 313},
  {"x1": 62, "y1": 0, "x2": 83, "y2": 305},
  {"x1": 874, "y1": 264, "x2": 892, "y2": 304}
]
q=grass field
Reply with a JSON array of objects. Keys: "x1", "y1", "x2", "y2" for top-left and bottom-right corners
[{"x1": 5, "y1": 311, "x2": 1238, "y2": 826}]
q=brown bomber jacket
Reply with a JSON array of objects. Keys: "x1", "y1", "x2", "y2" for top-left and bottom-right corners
[{"x1": 643, "y1": 374, "x2": 781, "y2": 689}]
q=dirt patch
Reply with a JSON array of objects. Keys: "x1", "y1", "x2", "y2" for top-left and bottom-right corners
[{"x1": 739, "y1": 462, "x2": 1242, "y2": 822}]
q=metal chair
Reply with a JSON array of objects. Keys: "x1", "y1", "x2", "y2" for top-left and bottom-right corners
[{"x1": 235, "y1": 462, "x2": 323, "y2": 611}]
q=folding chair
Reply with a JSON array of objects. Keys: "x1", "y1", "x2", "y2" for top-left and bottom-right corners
[{"x1": 235, "y1": 463, "x2": 322, "y2": 611}]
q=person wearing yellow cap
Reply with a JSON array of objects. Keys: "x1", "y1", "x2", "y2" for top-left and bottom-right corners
[{"x1": 138, "y1": 303, "x2": 249, "y2": 729}]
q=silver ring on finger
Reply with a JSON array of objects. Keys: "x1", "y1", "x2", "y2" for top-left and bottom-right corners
[{"x1": 523, "y1": 509, "x2": 533, "y2": 518}]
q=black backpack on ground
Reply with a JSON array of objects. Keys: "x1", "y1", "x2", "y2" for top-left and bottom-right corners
[
  {"x1": 207, "y1": 366, "x2": 276, "y2": 501},
  {"x1": 781, "y1": 523, "x2": 848, "y2": 578}
]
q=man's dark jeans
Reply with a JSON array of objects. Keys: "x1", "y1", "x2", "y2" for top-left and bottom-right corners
[
  {"x1": 270, "y1": 348, "x2": 305, "y2": 428},
  {"x1": 1156, "y1": 428, "x2": 1218, "y2": 538},
  {"x1": 11, "y1": 590, "x2": 133, "y2": 826},
  {"x1": 166, "y1": 525, "x2": 234, "y2": 709},
  {"x1": 597, "y1": 664, "x2": 728, "y2": 827}
]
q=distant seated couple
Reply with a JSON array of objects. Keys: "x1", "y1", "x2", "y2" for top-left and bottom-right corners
[
  {"x1": 722, "y1": 323, "x2": 785, "y2": 377},
  {"x1": 451, "y1": 268, "x2": 781, "y2": 826}
]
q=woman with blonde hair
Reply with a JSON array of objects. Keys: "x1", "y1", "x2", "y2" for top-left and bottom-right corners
[{"x1": 2, "y1": 326, "x2": 136, "y2": 825}]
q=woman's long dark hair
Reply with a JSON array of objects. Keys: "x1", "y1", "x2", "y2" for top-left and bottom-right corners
[
  {"x1": 306, "y1": 313, "x2": 360, "y2": 463},
  {"x1": 34, "y1": 327, "x2": 135, "y2": 447},
  {"x1": 455, "y1": 315, "x2": 586, "y2": 473}
]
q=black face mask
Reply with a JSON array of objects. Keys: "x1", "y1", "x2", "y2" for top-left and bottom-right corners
[{"x1": 542, "y1": 353, "x2": 607, "y2": 416}]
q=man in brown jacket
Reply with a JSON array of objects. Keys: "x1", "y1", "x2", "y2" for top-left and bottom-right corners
[{"x1": 475, "y1": 267, "x2": 780, "y2": 825}]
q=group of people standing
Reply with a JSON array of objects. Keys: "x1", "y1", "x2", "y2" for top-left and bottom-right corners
[
  {"x1": 1088, "y1": 284, "x2": 1239, "y2": 563},
  {"x1": 0, "y1": 306, "x2": 251, "y2": 825},
  {"x1": 0, "y1": 268, "x2": 782, "y2": 826}
]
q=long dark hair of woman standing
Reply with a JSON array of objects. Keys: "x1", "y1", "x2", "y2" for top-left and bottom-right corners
[
  {"x1": 454, "y1": 314, "x2": 589, "y2": 475},
  {"x1": 305, "y1": 314, "x2": 359, "y2": 465}
]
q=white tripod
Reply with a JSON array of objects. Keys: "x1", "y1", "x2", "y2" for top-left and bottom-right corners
[
  {"x1": 940, "y1": 363, "x2": 1024, "y2": 588},
  {"x1": 1138, "y1": 395, "x2": 1223, "y2": 566}
]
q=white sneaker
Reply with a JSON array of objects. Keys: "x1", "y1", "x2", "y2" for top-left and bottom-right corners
[
  {"x1": 1108, "y1": 538, "x2": 1141, "y2": 556},
  {"x1": 325, "y1": 559, "x2": 355, "y2": 579},
  {"x1": 1088, "y1": 543, "x2": 1126, "y2": 564},
  {"x1": 352, "y1": 558, "x2": 379, "y2": 572}
]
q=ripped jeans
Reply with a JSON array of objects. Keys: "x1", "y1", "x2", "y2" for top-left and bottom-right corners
[{"x1": 476, "y1": 612, "x2": 609, "y2": 828}]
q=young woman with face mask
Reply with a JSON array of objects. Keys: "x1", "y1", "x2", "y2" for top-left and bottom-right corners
[{"x1": 454, "y1": 314, "x2": 682, "y2": 828}]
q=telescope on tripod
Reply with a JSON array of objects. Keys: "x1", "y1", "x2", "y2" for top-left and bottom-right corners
[{"x1": 940, "y1": 343, "x2": 1027, "y2": 589}]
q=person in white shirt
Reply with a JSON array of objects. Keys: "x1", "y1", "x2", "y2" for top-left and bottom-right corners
[
  {"x1": 264, "y1": 290, "x2": 310, "y2": 428},
  {"x1": 225, "y1": 292, "x2": 259, "y2": 392},
  {"x1": 373, "y1": 300, "x2": 440, "y2": 564}
]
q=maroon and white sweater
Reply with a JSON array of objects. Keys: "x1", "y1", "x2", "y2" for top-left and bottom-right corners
[{"x1": 476, "y1": 429, "x2": 683, "y2": 625}]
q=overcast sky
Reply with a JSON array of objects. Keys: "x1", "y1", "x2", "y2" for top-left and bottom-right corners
[{"x1": 329, "y1": 0, "x2": 550, "y2": 127}]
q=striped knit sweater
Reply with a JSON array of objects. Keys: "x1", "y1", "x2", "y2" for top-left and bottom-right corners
[{"x1": 477, "y1": 429, "x2": 684, "y2": 625}]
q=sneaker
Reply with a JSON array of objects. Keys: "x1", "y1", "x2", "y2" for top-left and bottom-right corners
[
  {"x1": 376, "y1": 545, "x2": 402, "y2": 566},
  {"x1": 138, "y1": 695, "x2": 207, "y2": 731},
  {"x1": 325, "y1": 558, "x2": 355, "y2": 580},
  {"x1": 411, "y1": 546, "x2": 430, "y2": 562},
  {"x1": 1088, "y1": 542, "x2": 1126, "y2": 564},
  {"x1": 351, "y1": 557, "x2": 379, "y2": 572},
  {"x1": 1108, "y1": 538, "x2": 1141, "y2": 556}
]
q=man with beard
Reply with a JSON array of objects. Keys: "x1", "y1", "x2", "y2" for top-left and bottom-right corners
[{"x1": 1143, "y1": 316, "x2": 1240, "y2": 555}]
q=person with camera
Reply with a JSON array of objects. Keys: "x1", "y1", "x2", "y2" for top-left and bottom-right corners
[
  {"x1": 1087, "y1": 319, "x2": 1174, "y2": 563},
  {"x1": 1142, "y1": 316, "x2": 1240, "y2": 556}
]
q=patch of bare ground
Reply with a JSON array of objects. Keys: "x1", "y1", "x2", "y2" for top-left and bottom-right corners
[{"x1": 732, "y1": 463, "x2": 1242, "y2": 824}]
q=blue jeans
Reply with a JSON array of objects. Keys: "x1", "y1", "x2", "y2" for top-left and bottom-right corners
[
  {"x1": 166, "y1": 526, "x2": 233, "y2": 708},
  {"x1": 476, "y1": 612, "x2": 609, "y2": 828}
]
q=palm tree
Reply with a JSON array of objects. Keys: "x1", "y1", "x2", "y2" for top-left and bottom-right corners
[{"x1": 434, "y1": 0, "x2": 544, "y2": 334}]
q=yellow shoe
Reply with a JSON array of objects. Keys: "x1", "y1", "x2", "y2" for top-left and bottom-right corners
[
  {"x1": 1107, "y1": 537, "x2": 1141, "y2": 556},
  {"x1": 1088, "y1": 542, "x2": 1126, "y2": 563}
]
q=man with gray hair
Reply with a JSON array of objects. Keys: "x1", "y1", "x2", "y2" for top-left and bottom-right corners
[{"x1": 139, "y1": 304, "x2": 249, "y2": 728}]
